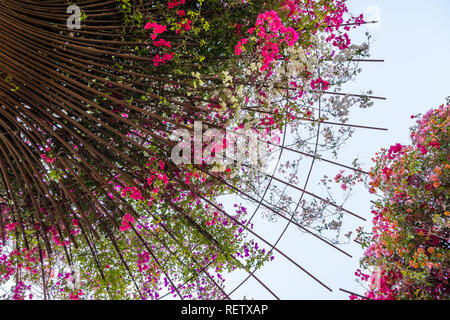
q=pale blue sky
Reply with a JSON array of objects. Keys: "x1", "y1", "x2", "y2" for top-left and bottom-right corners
[{"x1": 218, "y1": 0, "x2": 450, "y2": 300}]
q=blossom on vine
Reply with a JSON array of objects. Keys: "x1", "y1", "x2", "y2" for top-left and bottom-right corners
[
  {"x1": 355, "y1": 104, "x2": 449, "y2": 300},
  {"x1": 311, "y1": 78, "x2": 330, "y2": 91},
  {"x1": 153, "y1": 38, "x2": 172, "y2": 48},
  {"x1": 145, "y1": 22, "x2": 168, "y2": 40},
  {"x1": 153, "y1": 52, "x2": 174, "y2": 67},
  {"x1": 120, "y1": 213, "x2": 135, "y2": 231},
  {"x1": 235, "y1": 9, "x2": 299, "y2": 72},
  {"x1": 168, "y1": 0, "x2": 185, "y2": 9}
]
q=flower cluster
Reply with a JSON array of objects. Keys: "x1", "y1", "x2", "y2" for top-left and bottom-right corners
[
  {"x1": 235, "y1": 10, "x2": 299, "y2": 73},
  {"x1": 355, "y1": 104, "x2": 449, "y2": 300},
  {"x1": 0, "y1": 0, "x2": 369, "y2": 300}
]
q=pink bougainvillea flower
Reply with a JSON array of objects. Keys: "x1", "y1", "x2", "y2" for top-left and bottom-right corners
[
  {"x1": 145, "y1": 22, "x2": 168, "y2": 40},
  {"x1": 120, "y1": 214, "x2": 135, "y2": 231}
]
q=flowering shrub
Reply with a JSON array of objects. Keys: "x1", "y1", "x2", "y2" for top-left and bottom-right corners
[
  {"x1": 355, "y1": 104, "x2": 449, "y2": 300},
  {"x1": 0, "y1": 0, "x2": 368, "y2": 299}
]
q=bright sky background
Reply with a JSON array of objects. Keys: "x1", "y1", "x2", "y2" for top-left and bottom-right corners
[{"x1": 218, "y1": 0, "x2": 450, "y2": 300}]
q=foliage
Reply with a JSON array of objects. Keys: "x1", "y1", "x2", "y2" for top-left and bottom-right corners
[
  {"x1": 0, "y1": 0, "x2": 366, "y2": 299},
  {"x1": 354, "y1": 104, "x2": 449, "y2": 300}
]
